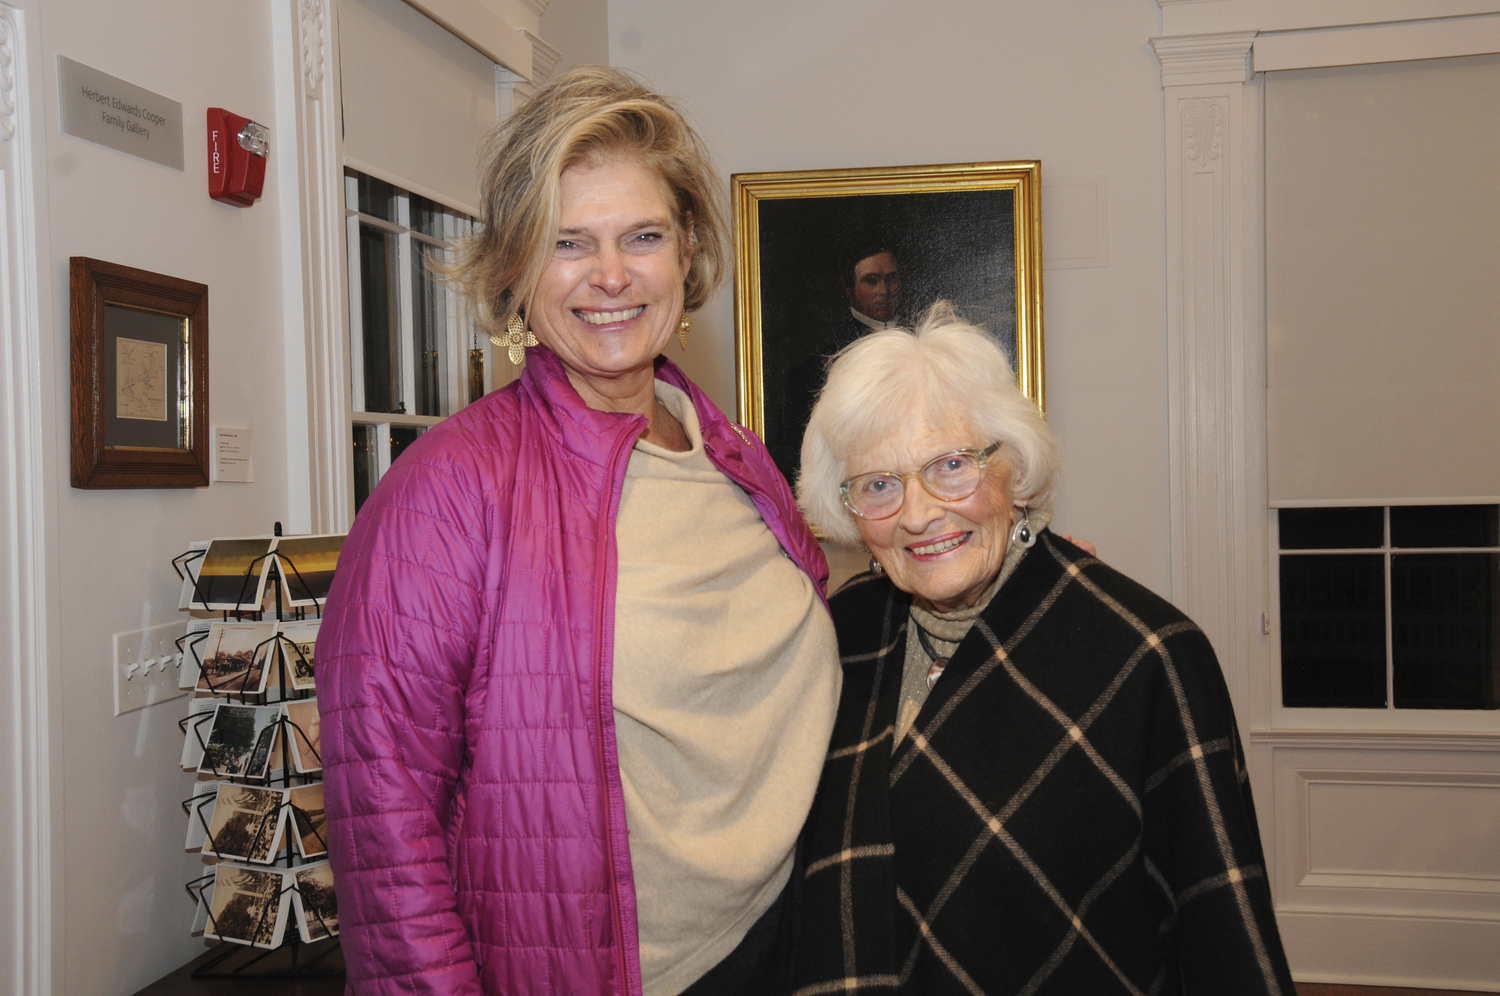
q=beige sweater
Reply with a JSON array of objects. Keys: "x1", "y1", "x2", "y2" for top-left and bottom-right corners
[{"x1": 613, "y1": 382, "x2": 841, "y2": 996}]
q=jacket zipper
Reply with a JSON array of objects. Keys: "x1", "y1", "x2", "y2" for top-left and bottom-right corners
[{"x1": 594, "y1": 420, "x2": 645, "y2": 996}]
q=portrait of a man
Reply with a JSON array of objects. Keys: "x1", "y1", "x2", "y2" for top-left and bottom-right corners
[{"x1": 735, "y1": 163, "x2": 1043, "y2": 485}]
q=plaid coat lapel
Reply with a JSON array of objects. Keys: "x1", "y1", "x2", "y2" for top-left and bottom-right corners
[{"x1": 795, "y1": 532, "x2": 1295, "y2": 996}]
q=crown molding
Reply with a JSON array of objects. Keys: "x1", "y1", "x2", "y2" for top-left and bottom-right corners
[
  {"x1": 1151, "y1": 30, "x2": 1257, "y2": 86},
  {"x1": 521, "y1": 27, "x2": 560, "y2": 83}
]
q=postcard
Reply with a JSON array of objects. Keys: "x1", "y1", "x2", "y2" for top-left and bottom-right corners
[
  {"x1": 196, "y1": 621, "x2": 276, "y2": 696},
  {"x1": 278, "y1": 619, "x2": 321, "y2": 692},
  {"x1": 206, "y1": 863, "x2": 289, "y2": 949},
  {"x1": 291, "y1": 861, "x2": 339, "y2": 942},
  {"x1": 199, "y1": 702, "x2": 281, "y2": 780},
  {"x1": 183, "y1": 779, "x2": 220, "y2": 851},
  {"x1": 202, "y1": 784, "x2": 288, "y2": 864},
  {"x1": 175, "y1": 540, "x2": 209, "y2": 610},
  {"x1": 274, "y1": 534, "x2": 345, "y2": 608},
  {"x1": 283, "y1": 698, "x2": 322, "y2": 774},
  {"x1": 288, "y1": 783, "x2": 328, "y2": 860},
  {"x1": 191, "y1": 537, "x2": 276, "y2": 611},
  {"x1": 178, "y1": 620, "x2": 212, "y2": 690},
  {"x1": 180, "y1": 697, "x2": 220, "y2": 770}
]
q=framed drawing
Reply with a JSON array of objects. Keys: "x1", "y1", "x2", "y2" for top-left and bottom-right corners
[
  {"x1": 731, "y1": 161, "x2": 1044, "y2": 482},
  {"x1": 70, "y1": 256, "x2": 209, "y2": 488}
]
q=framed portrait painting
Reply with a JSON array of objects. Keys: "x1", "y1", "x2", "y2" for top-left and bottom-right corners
[
  {"x1": 731, "y1": 161, "x2": 1043, "y2": 482},
  {"x1": 70, "y1": 256, "x2": 210, "y2": 488}
]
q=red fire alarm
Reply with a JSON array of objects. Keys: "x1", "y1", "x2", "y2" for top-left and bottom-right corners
[{"x1": 207, "y1": 108, "x2": 269, "y2": 207}]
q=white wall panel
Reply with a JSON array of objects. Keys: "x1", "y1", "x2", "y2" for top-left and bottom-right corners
[
  {"x1": 1272, "y1": 738, "x2": 1500, "y2": 936},
  {"x1": 609, "y1": 0, "x2": 1173, "y2": 596},
  {"x1": 1304, "y1": 773, "x2": 1500, "y2": 884},
  {"x1": 33, "y1": 1, "x2": 293, "y2": 992}
]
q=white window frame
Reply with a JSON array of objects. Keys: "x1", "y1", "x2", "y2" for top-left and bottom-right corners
[
  {"x1": 1269, "y1": 507, "x2": 1500, "y2": 732},
  {"x1": 343, "y1": 171, "x2": 491, "y2": 498}
]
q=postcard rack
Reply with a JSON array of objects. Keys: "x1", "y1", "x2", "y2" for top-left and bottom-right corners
[{"x1": 172, "y1": 523, "x2": 344, "y2": 979}]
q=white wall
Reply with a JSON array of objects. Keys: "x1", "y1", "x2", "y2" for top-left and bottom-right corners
[
  {"x1": 608, "y1": 0, "x2": 1171, "y2": 595},
  {"x1": 542, "y1": 0, "x2": 610, "y2": 72},
  {"x1": 31, "y1": 2, "x2": 292, "y2": 992}
]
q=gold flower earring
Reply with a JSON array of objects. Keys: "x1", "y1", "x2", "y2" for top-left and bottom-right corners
[
  {"x1": 678, "y1": 316, "x2": 691, "y2": 351},
  {"x1": 491, "y1": 310, "x2": 538, "y2": 365}
]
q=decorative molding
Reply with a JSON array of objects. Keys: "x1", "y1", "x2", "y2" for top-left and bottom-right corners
[
  {"x1": 0, "y1": 10, "x2": 15, "y2": 140},
  {"x1": 1158, "y1": 0, "x2": 1500, "y2": 39},
  {"x1": 520, "y1": 28, "x2": 559, "y2": 83},
  {"x1": 300, "y1": 0, "x2": 326, "y2": 97},
  {"x1": 1253, "y1": 11, "x2": 1500, "y2": 72},
  {"x1": 516, "y1": 0, "x2": 549, "y2": 15},
  {"x1": 1151, "y1": 30, "x2": 1257, "y2": 85},
  {"x1": 289, "y1": 0, "x2": 353, "y2": 530},
  {"x1": 1252, "y1": 729, "x2": 1500, "y2": 751},
  {"x1": 1183, "y1": 101, "x2": 1223, "y2": 164},
  {"x1": 0, "y1": 4, "x2": 56, "y2": 995}
]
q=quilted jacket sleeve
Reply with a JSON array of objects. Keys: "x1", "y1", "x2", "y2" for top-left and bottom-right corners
[{"x1": 320, "y1": 434, "x2": 491, "y2": 996}]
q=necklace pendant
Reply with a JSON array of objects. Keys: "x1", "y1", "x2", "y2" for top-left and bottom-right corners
[{"x1": 925, "y1": 658, "x2": 949, "y2": 691}]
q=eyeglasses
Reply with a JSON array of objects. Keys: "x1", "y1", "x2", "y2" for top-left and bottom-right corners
[{"x1": 840, "y1": 441, "x2": 1002, "y2": 520}]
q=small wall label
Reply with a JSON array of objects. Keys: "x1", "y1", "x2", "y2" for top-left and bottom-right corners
[
  {"x1": 58, "y1": 56, "x2": 184, "y2": 171},
  {"x1": 214, "y1": 428, "x2": 254, "y2": 483}
]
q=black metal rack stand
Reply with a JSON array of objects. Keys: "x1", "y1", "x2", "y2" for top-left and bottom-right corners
[{"x1": 172, "y1": 522, "x2": 343, "y2": 980}]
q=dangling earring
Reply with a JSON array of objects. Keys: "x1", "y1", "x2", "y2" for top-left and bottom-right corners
[
  {"x1": 678, "y1": 315, "x2": 691, "y2": 351},
  {"x1": 869, "y1": 556, "x2": 884, "y2": 577},
  {"x1": 491, "y1": 309, "x2": 538, "y2": 366},
  {"x1": 1011, "y1": 506, "x2": 1035, "y2": 549}
]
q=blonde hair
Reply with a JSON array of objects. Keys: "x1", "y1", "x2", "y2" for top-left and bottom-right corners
[
  {"x1": 797, "y1": 301, "x2": 1061, "y2": 546},
  {"x1": 447, "y1": 66, "x2": 727, "y2": 337}
]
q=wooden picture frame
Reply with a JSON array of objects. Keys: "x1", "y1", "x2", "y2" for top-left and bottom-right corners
[
  {"x1": 731, "y1": 161, "x2": 1044, "y2": 482},
  {"x1": 70, "y1": 257, "x2": 209, "y2": 488}
]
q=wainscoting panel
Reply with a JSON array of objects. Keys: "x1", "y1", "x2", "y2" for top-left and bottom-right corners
[{"x1": 1264, "y1": 738, "x2": 1500, "y2": 988}]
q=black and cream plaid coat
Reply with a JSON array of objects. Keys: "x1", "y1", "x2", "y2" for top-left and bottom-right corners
[{"x1": 793, "y1": 532, "x2": 1295, "y2": 996}]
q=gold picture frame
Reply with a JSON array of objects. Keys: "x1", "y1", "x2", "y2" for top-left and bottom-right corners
[{"x1": 731, "y1": 161, "x2": 1044, "y2": 481}]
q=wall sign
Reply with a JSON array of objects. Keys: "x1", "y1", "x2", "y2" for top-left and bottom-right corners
[{"x1": 58, "y1": 56, "x2": 184, "y2": 171}]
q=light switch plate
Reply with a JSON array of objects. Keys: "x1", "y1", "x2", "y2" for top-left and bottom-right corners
[{"x1": 114, "y1": 621, "x2": 190, "y2": 716}]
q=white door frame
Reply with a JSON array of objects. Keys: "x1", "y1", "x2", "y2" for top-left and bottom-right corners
[{"x1": 1, "y1": 3, "x2": 59, "y2": 994}]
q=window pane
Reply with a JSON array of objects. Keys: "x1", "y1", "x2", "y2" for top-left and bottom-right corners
[
  {"x1": 357, "y1": 174, "x2": 398, "y2": 222},
  {"x1": 390, "y1": 425, "x2": 424, "y2": 466},
  {"x1": 353, "y1": 424, "x2": 378, "y2": 513},
  {"x1": 410, "y1": 194, "x2": 444, "y2": 239},
  {"x1": 1392, "y1": 553, "x2": 1498, "y2": 708},
  {"x1": 1279, "y1": 507, "x2": 1384, "y2": 549},
  {"x1": 358, "y1": 224, "x2": 403, "y2": 414},
  {"x1": 411, "y1": 242, "x2": 447, "y2": 417},
  {"x1": 1281, "y1": 553, "x2": 1387, "y2": 707},
  {"x1": 1391, "y1": 504, "x2": 1500, "y2": 548}
]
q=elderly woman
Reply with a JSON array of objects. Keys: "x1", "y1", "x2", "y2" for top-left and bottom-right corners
[
  {"x1": 792, "y1": 302, "x2": 1294, "y2": 996},
  {"x1": 319, "y1": 68, "x2": 839, "y2": 996}
]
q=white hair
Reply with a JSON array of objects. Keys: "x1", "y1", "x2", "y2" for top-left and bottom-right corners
[{"x1": 796, "y1": 300, "x2": 1061, "y2": 547}]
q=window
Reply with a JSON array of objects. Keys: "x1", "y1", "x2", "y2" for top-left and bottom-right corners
[
  {"x1": 1278, "y1": 505, "x2": 1500, "y2": 710},
  {"x1": 344, "y1": 171, "x2": 490, "y2": 511}
]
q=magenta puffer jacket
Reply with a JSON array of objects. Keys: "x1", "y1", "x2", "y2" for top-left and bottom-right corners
[{"x1": 319, "y1": 346, "x2": 829, "y2": 996}]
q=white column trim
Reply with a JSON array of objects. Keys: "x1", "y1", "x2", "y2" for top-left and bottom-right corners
[
  {"x1": 1151, "y1": 30, "x2": 1257, "y2": 85},
  {"x1": 293, "y1": 0, "x2": 355, "y2": 531},
  {"x1": 1152, "y1": 31, "x2": 1269, "y2": 727},
  {"x1": 0, "y1": 4, "x2": 55, "y2": 994}
]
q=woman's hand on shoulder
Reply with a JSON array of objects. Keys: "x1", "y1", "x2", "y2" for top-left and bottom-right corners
[{"x1": 1060, "y1": 534, "x2": 1098, "y2": 557}]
